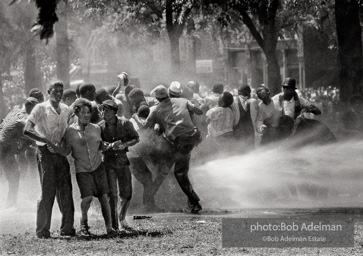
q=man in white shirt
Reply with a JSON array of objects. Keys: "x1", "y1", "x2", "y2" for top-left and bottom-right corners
[
  {"x1": 272, "y1": 78, "x2": 321, "y2": 120},
  {"x1": 256, "y1": 86, "x2": 283, "y2": 145},
  {"x1": 24, "y1": 81, "x2": 75, "y2": 238}
]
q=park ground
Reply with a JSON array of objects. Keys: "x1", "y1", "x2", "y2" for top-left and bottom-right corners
[{"x1": 2, "y1": 204, "x2": 363, "y2": 256}]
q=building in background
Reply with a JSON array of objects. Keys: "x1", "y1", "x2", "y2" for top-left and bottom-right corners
[{"x1": 73, "y1": 32, "x2": 309, "y2": 93}]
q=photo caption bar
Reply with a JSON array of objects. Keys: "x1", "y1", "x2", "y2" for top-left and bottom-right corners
[{"x1": 222, "y1": 218, "x2": 354, "y2": 248}]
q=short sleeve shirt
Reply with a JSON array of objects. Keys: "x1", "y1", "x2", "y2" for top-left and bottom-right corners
[
  {"x1": 146, "y1": 98, "x2": 197, "y2": 141},
  {"x1": 27, "y1": 100, "x2": 71, "y2": 146},
  {"x1": 64, "y1": 122, "x2": 103, "y2": 173},
  {"x1": 206, "y1": 106, "x2": 234, "y2": 137}
]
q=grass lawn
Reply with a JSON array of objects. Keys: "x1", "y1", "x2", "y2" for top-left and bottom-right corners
[{"x1": 2, "y1": 209, "x2": 363, "y2": 256}]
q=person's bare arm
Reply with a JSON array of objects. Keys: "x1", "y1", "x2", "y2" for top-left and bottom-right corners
[
  {"x1": 24, "y1": 120, "x2": 60, "y2": 152},
  {"x1": 249, "y1": 98, "x2": 258, "y2": 131},
  {"x1": 24, "y1": 121, "x2": 49, "y2": 144}
]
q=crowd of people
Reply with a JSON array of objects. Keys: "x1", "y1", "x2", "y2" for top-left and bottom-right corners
[{"x1": 1, "y1": 72, "x2": 360, "y2": 239}]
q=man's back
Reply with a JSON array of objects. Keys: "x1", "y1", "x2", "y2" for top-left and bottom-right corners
[
  {"x1": 153, "y1": 98, "x2": 196, "y2": 141},
  {"x1": 206, "y1": 106, "x2": 234, "y2": 137}
]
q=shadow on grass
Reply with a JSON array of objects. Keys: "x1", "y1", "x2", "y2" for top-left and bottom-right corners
[{"x1": 53, "y1": 228, "x2": 173, "y2": 241}]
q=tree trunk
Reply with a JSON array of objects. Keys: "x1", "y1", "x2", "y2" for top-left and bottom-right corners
[
  {"x1": 55, "y1": 0, "x2": 70, "y2": 88},
  {"x1": 0, "y1": 70, "x2": 6, "y2": 120},
  {"x1": 168, "y1": 30, "x2": 181, "y2": 76},
  {"x1": 262, "y1": 23, "x2": 281, "y2": 96},
  {"x1": 240, "y1": 6, "x2": 281, "y2": 95},
  {"x1": 264, "y1": 50, "x2": 281, "y2": 96},
  {"x1": 24, "y1": 40, "x2": 41, "y2": 94},
  {"x1": 335, "y1": 0, "x2": 363, "y2": 103}
]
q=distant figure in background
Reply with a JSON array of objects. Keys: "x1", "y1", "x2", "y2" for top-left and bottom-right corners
[
  {"x1": 24, "y1": 81, "x2": 75, "y2": 238},
  {"x1": 114, "y1": 84, "x2": 136, "y2": 119},
  {"x1": 110, "y1": 72, "x2": 135, "y2": 119},
  {"x1": 232, "y1": 85, "x2": 258, "y2": 150},
  {"x1": 99, "y1": 100, "x2": 139, "y2": 231},
  {"x1": 341, "y1": 95, "x2": 363, "y2": 138},
  {"x1": 256, "y1": 86, "x2": 283, "y2": 145},
  {"x1": 187, "y1": 80, "x2": 205, "y2": 105},
  {"x1": 0, "y1": 97, "x2": 39, "y2": 208},
  {"x1": 29, "y1": 88, "x2": 45, "y2": 103},
  {"x1": 128, "y1": 88, "x2": 151, "y2": 113},
  {"x1": 205, "y1": 83, "x2": 224, "y2": 109},
  {"x1": 95, "y1": 88, "x2": 124, "y2": 117},
  {"x1": 112, "y1": 72, "x2": 130, "y2": 97},
  {"x1": 61, "y1": 89, "x2": 77, "y2": 107}
]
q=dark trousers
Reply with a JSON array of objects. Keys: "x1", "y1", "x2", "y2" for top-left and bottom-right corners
[
  {"x1": 0, "y1": 148, "x2": 20, "y2": 206},
  {"x1": 105, "y1": 155, "x2": 132, "y2": 230},
  {"x1": 36, "y1": 146, "x2": 75, "y2": 237},
  {"x1": 261, "y1": 127, "x2": 282, "y2": 146},
  {"x1": 129, "y1": 157, "x2": 155, "y2": 207},
  {"x1": 174, "y1": 151, "x2": 200, "y2": 205},
  {"x1": 18, "y1": 148, "x2": 38, "y2": 178}
]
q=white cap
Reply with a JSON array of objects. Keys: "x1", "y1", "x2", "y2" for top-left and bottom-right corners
[{"x1": 168, "y1": 81, "x2": 182, "y2": 96}]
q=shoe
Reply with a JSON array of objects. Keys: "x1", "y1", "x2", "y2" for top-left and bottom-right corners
[
  {"x1": 188, "y1": 200, "x2": 202, "y2": 214},
  {"x1": 80, "y1": 219, "x2": 92, "y2": 236},
  {"x1": 120, "y1": 220, "x2": 134, "y2": 231},
  {"x1": 106, "y1": 228, "x2": 119, "y2": 237},
  {"x1": 60, "y1": 229, "x2": 76, "y2": 237},
  {"x1": 37, "y1": 233, "x2": 51, "y2": 239}
]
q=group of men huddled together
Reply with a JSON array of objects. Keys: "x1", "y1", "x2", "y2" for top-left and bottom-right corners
[{"x1": 1, "y1": 73, "x2": 336, "y2": 238}]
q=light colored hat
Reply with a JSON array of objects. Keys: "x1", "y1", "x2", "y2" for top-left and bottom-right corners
[{"x1": 169, "y1": 81, "x2": 183, "y2": 96}]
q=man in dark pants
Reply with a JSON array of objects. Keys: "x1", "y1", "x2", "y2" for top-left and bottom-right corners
[
  {"x1": 0, "y1": 97, "x2": 39, "y2": 207},
  {"x1": 98, "y1": 100, "x2": 139, "y2": 231},
  {"x1": 133, "y1": 85, "x2": 203, "y2": 213},
  {"x1": 24, "y1": 81, "x2": 75, "y2": 238}
]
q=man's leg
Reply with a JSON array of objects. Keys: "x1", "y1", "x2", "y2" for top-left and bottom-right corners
[
  {"x1": 152, "y1": 156, "x2": 174, "y2": 196},
  {"x1": 149, "y1": 136, "x2": 174, "y2": 196},
  {"x1": 25, "y1": 148, "x2": 38, "y2": 178},
  {"x1": 1, "y1": 152, "x2": 20, "y2": 207},
  {"x1": 55, "y1": 156, "x2": 75, "y2": 235},
  {"x1": 105, "y1": 166, "x2": 119, "y2": 230},
  {"x1": 17, "y1": 151, "x2": 28, "y2": 178},
  {"x1": 174, "y1": 151, "x2": 201, "y2": 213},
  {"x1": 36, "y1": 146, "x2": 57, "y2": 238},
  {"x1": 117, "y1": 164, "x2": 132, "y2": 228},
  {"x1": 98, "y1": 193, "x2": 113, "y2": 233},
  {"x1": 80, "y1": 196, "x2": 93, "y2": 235},
  {"x1": 129, "y1": 158, "x2": 155, "y2": 208}
]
